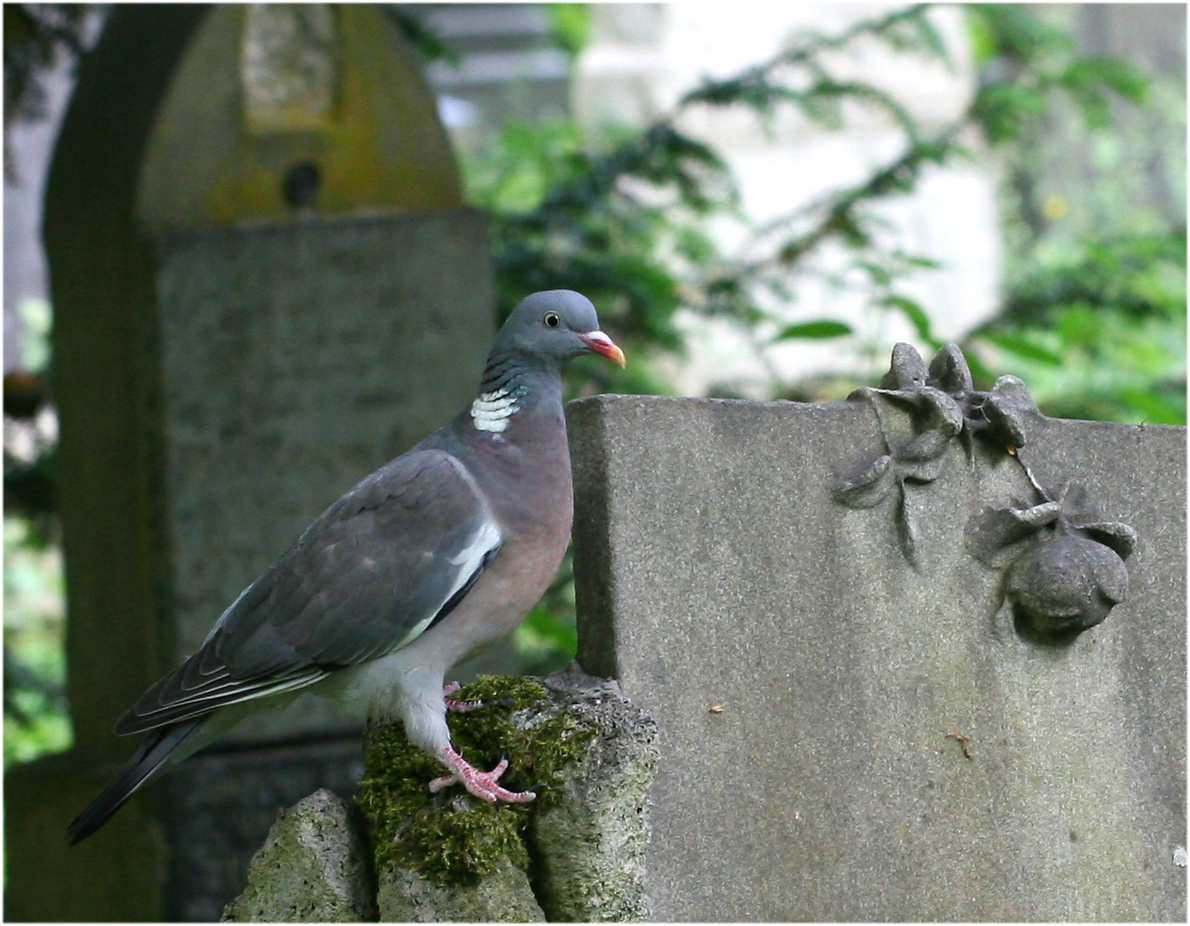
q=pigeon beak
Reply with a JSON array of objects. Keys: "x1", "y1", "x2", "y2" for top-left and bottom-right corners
[{"x1": 580, "y1": 330, "x2": 627, "y2": 367}]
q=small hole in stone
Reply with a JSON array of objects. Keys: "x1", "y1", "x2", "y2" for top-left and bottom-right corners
[{"x1": 283, "y1": 161, "x2": 321, "y2": 209}]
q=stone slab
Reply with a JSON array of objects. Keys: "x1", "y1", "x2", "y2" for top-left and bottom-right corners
[
  {"x1": 378, "y1": 861, "x2": 544, "y2": 923},
  {"x1": 568, "y1": 394, "x2": 1186, "y2": 922},
  {"x1": 154, "y1": 210, "x2": 494, "y2": 743}
]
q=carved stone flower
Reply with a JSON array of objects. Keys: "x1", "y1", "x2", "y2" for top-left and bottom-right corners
[
  {"x1": 836, "y1": 342, "x2": 1044, "y2": 566},
  {"x1": 1006, "y1": 531, "x2": 1130, "y2": 639},
  {"x1": 970, "y1": 482, "x2": 1136, "y2": 644}
]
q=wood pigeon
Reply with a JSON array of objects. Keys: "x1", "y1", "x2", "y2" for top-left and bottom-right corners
[{"x1": 67, "y1": 289, "x2": 625, "y2": 845}]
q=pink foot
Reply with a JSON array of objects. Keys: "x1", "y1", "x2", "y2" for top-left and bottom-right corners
[
  {"x1": 442, "y1": 681, "x2": 486, "y2": 713},
  {"x1": 428, "y1": 746, "x2": 536, "y2": 803}
]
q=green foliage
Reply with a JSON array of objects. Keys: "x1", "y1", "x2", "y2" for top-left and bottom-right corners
[
  {"x1": 464, "y1": 4, "x2": 978, "y2": 405},
  {"x1": 967, "y1": 232, "x2": 1186, "y2": 424},
  {"x1": 4, "y1": 516, "x2": 71, "y2": 767},
  {"x1": 460, "y1": 3, "x2": 1183, "y2": 667},
  {"x1": 4, "y1": 4, "x2": 90, "y2": 127},
  {"x1": 775, "y1": 320, "x2": 852, "y2": 341},
  {"x1": 960, "y1": 4, "x2": 1184, "y2": 424},
  {"x1": 465, "y1": 3, "x2": 1178, "y2": 406},
  {"x1": 967, "y1": 4, "x2": 1148, "y2": 143},
  {"x1": 1001, "y1": 232, "x2": 1186, "y2": 325},
  {"x1": 357, "y1": 676, "x2": 593, "y2": 884},
  {"x1": 474, "y1": 120, "x2": 734, "y2": 338},
  {"x1": 546, "y1": 4, "x2": 592, "y2": 60}
]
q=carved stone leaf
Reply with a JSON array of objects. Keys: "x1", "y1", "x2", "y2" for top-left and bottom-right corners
[
  {"x1": 1010, "y1": 501, "x2": 1063, "y2": 529},
  {"x1": 897, "y1": 429, "x2": 950, "y2": 463},
  {"x1": 916, "y1": 386, "x2": 964, "y2": 438},
  {"x1": 894, "y1": 488, "x2": 918, "y2": 567},
  {"x1": 1078, "y1": 521, "x2": 1137, "y2": 560},
  {"x1": 980, "y1": 375, "x2": 1040, "y2": 448},
  {"x1": 835, "y1": 454, "x2": 895, "y2": 509},
  {"x1": 926, "y1": 343, "x2": 972, "y2": 395},
  {"x1": 898, "y1": 454, "x2": 947, "y2": 484},
  {"x1": 880, "y1": 342, "x2": 928, "y2": 390},
  {"x1": 877, "y1": 388, "x2": 928, "y2": 412},
  {"x1": 847, "y1": 385, "x2": 879, "y2": 402},
  {"x1": 966, "y1": 507, "x2": 1039, "y2": 564},
  {"x1": 989, "y1": 374, "x2": 1039, "y2": 411}
]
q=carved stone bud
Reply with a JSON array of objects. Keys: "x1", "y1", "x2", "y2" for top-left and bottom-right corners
[{"x1": 1006, "y1": 531, "x2": 1130, "y2": 641}]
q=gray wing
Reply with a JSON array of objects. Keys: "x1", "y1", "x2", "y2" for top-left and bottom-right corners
[{"x1": 115, "y1": 449, "x2": 501, "y2": 735}]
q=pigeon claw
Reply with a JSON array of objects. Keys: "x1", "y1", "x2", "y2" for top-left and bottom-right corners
[
  {"x1": 430, "y1": 746, "x2": 537, "y2": 803},
  {"x1": 442, "y1": 681, "x2": 486, "y2": 713}
]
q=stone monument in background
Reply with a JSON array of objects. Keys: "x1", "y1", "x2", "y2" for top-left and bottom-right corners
[{"x1": 5, "y1": 6, "x2": 495, "y2": 921}]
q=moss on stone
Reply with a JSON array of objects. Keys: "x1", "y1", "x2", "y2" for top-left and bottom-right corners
[{"x1": 357, "y1": 675, "x2": 594, "y2": 885}]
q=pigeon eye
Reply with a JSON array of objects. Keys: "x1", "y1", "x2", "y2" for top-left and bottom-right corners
[{"x1": 544, "y1": 312, "x2": 561, "y2": 328}]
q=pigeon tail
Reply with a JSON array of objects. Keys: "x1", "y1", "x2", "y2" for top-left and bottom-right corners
[{"x1": 66, "y1": 720, "x2": 203, "y2": 845}]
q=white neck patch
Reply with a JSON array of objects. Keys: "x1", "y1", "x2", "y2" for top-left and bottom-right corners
[{"x1": 470, "y1": 388, "x2": 520, "y2": 433}]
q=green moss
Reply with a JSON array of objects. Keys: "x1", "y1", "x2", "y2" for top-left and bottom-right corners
[{"x1": 358, "y1": 675, "x2": 595, "y2": 885}]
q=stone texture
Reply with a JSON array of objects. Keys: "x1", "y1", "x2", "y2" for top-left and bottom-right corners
[
  {"x1": 377, "y1": 860, "x2": 544, "y2": 923},
  {"x1": 369, "y1": 666, "x2": 657, "y2": 922},
  {"x1": 222, "y1": 789, "x2": 376, "y2": 923},
  {"x1": 167, "y1": 737, "x2": 365, "y2": 921},
  {"x1": 568, "y1": 394, "x2": 1186, "y2": 922},
  {"x1": 17, "y1": 5, "x2": 497, "y2": 921},
  {"x1": 155, "y1": 212, "x2": 493, "y2": 728},
  {"x1": 529, "y1": 664, "x2": 658, "y2": 921},
  {"x1": 223, "y1": 669, "x2": 657, "y2": 922}
]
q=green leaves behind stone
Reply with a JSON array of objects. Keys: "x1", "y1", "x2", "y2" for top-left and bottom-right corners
[{"x1": 774, "y1": 320, "x2": 853, "y2": 341}]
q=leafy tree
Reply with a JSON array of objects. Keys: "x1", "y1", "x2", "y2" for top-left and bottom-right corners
[
  {"x1": 449, "y1": 4, "x2": 1182, "y2": 421},
  {"x1": 962, "y1": 4, "x2": 1185, "y2": 424}
]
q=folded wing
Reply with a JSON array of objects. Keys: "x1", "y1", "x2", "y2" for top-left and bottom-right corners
[{"x1": 116, "y1": 450, "x2": 501, "y2": 735}]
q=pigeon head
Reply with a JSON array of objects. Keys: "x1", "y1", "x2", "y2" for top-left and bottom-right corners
[{"x1": 493, "y1": 290, "x2": 626, "y2": 369}]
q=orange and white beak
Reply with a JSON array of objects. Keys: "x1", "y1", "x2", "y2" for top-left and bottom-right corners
[{"x1": 580, "y1": 330, "x2": 626, "y2": 367}]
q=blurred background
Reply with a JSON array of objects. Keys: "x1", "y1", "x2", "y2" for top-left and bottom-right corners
[{"x1": 4, "y1": 0, "x2": 1185, "y2": 793}]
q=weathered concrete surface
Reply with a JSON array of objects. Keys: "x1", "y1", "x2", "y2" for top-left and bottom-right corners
[
  {"x1": 377, "y1": 860, "x2": 545, "y2": 922},
  {"x1": 569, "y1": 394, "x2": 1186, "y2": 922},
  {"x1": 223, "y1": 789, "x2": 376, "y2": 922},
  {"x1": 168, "y1": 737, "x2": 366, "y2": 921},
  {"x1": 530, "y1": 664, "x2": 658, "y2": 921}
]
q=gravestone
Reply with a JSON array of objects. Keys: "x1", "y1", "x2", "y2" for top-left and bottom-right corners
[
  {"x1": 6, "y1": 5, "x2": 495, "y2": 921},
  {"x1": 568, "y1": 385, "x2": 1185, "y2": 921}
]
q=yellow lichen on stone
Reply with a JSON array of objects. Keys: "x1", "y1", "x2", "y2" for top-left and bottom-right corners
[{"x1": 138, "y1": 5, "x2": 462, "y2": 238}]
